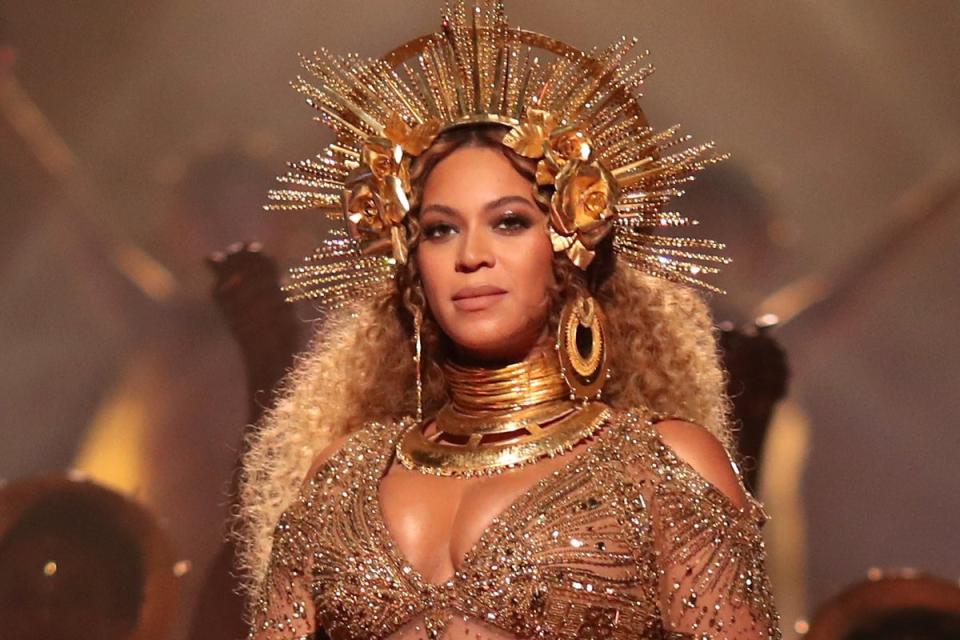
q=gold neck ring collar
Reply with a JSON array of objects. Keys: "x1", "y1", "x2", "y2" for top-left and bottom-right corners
[{"x1": 397, "y1": 348, "x2": 609, "y2": 477}]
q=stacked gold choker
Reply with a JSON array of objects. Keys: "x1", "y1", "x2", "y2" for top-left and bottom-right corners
[{"x1": 397, "y1": 348, "x2": 610, "y2": 476}]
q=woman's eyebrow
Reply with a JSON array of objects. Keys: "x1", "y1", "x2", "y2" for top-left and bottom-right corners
[
  {"x1": 420, "y1": 203, "x2": 461, "y2": 218},
  {"x1": 484, "y1": 195, "x2": 533, "y2": 211},
  {"x1": 420, "y1": 195, "x2": 533, "y2": 218}
]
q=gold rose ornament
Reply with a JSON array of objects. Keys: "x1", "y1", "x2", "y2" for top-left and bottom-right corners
[{"x1": 504, "y1": 109, "x2": 618, "y2": 268}]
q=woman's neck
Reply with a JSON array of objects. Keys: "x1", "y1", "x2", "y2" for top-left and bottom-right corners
[
  {"x1": 449, "y1": 325, "x2": 552, "y2": 369},
  {"x1": 443, "y1": 343, "x2": 569, "y2": 417},
  {"x1": 399, "y1": 342, "x2": 609, "y2": 476}
]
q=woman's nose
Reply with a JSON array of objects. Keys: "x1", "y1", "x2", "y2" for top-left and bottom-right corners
[{"x1": 455, "y1": 229, "x2": 495, "y2": 273}]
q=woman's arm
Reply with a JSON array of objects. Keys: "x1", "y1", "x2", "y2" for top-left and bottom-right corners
[
  {"x1": 650, "y1": 420, "x2": 781, "y2": 639},
  {"x1": 247, "y1": 434, "x2": 351, "y2": 639},
  {"x1": 247, "y1": 505, "x2": 317, "y2": 639}
]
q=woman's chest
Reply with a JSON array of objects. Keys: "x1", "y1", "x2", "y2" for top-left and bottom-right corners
[
  {"x1": 376, "y1": 443, "x2": 594, "y2": 584},
  {"x1": 307, "y1": 432, "x2": 662, "y2": 639}
]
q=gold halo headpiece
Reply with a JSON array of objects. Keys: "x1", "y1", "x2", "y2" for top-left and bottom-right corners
[{"x1": 269, "y1": 1, "x2": 730, "y2": 305}]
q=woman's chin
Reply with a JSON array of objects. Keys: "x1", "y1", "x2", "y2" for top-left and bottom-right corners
[{"x1": 448, "y1": 326, "x2": 542, "y2": 363}]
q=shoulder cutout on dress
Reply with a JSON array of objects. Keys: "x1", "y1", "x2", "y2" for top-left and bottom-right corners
[{"x1": 653, "y1": 419, "x2": 748, "y2": 509}]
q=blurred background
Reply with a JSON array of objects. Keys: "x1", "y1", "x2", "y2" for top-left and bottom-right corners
[{"x1": 1, "y1": 1, "x2": 958, "y2": 638}]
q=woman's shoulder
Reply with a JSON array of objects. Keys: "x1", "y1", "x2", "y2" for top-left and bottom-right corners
[
  {"x1": 300, "y1": 418, "x2": 409, "y2": 488},
  {"x1": 609, "y1": 408, "x2": 756, "y2": 516},
  {"x1": 650, "y1": 418, "x2": 750, "y2": 509}
]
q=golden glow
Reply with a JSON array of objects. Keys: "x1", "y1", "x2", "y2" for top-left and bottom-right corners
[
  {"x1": 754, "y1": 275, "x2": 829, "y2": 326},
  {"x1": 42, "y1": 560, "x2": 58, "y2": 576},
  {"x1": 758, "y1": 399, "x2": 812, "y2": 640},
  {"x1": 111, "y1": 245, "x2": 177, "y2": 302},
  {"x1": 73, "y1": 365, "x2": 150, "y2": 494}
]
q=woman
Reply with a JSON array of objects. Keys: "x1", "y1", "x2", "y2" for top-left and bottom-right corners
[{"x1": 237, "y1": 3, "x2": 781, "y2": 638}]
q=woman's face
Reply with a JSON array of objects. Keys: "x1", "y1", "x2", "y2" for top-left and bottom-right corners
[{"x1": 417, "y1": 145, "x2": 555, "y2": 362}]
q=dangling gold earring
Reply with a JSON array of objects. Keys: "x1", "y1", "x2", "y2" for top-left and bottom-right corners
[
  {"x1": 556, "y1": 291, "x2": 610, "y2": 401},
  {"x1": 412, "y1": 308, "x2": 424, "y2": 423}
]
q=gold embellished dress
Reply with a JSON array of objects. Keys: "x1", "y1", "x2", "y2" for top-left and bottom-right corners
[{"x1": 249, "y1": 410, "x2": 781, "y2": 639}]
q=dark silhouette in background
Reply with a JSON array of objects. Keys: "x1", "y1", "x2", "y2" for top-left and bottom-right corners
[
  {"x1": 806, "y1": 574, "x2": 960, "y2": 640},
  {"x1": 0, "y1": 475, "x2": 178, "y2": 640}
]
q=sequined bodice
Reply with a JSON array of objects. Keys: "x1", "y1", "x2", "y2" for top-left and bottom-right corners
[{"x1": 250, "y1": 410, "x2": 780, "y2": 639}]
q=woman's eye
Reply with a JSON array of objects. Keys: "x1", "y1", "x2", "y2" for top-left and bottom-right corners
[
  {"x1": 423, "y1": 223, "x2": 456, "y2": 240},
  {"x1": 495, "y1": 212, "x2": 533, "y2": 232}
]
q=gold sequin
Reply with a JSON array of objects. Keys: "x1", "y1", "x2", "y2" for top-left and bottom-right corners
[{"x1": 248, "y1": 410, "x2": 780, "y2": 639}]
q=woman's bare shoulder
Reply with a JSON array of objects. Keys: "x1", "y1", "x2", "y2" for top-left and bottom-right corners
[
  {"x1": 311, "y1": 433, "x2": 353, "y2": 471},
  {"x1": 301, "y1": 420, "x2": 403, "y2": 486},
  {"x1": 652, "y1": 419, "x2": 748, "y2": 509}
]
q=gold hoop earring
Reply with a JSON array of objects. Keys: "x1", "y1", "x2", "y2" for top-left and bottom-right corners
[
  {"x1": 556, "y1": 292, "x2": 609, "y2": 400},
  {"x1": 412, "y1": 308, "x2": 424, "y2": 423}
]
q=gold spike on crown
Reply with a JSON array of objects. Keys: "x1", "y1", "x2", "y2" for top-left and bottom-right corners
[{"x1": 268, "y1": 0, "x2": 731, "y2": 305}]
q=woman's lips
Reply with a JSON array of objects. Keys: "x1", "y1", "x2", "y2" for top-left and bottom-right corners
[{"x1": 452, "y1": 286, "x2": 507, "y2": 311}]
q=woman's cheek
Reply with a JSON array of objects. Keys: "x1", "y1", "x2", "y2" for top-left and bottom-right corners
[{"x1": 418, "y1": 250, "x2": 445, "y2": 301}]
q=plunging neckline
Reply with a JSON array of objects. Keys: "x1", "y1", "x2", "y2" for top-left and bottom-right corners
[{"x1": 370, "y1": 411, "x2": 617, "y2": 589}]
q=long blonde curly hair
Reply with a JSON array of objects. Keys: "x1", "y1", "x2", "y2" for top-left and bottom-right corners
[{"x1": 235, "y1": 124, "x2": 732, "y2": 604}]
